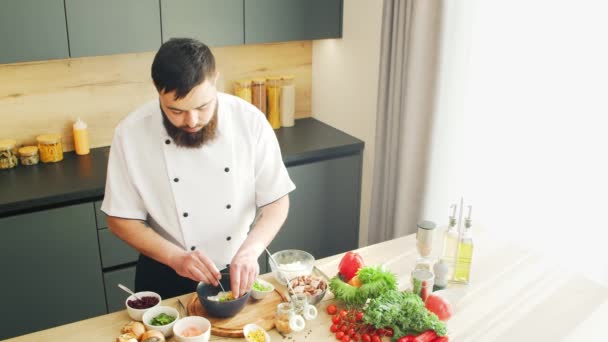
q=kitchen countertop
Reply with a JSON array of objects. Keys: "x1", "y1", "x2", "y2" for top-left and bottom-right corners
[
  {"x1": 7, "y1": 232, "x2": 607, "y2": 341},
  {"x1": 0, "y1": 118, "x2": 364, "y2": 217}
]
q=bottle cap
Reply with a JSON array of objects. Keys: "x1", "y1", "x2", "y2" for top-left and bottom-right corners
[
  {"x1": 18, "y1": 146, "x2": 38, "y2": 156},
  {"x1": 417, "y1": 220, "x2": 436, "y2": 230},
  {"x1": 73, "y1": 118, "x2": 87, "y2": 130},
  {"x1": 36, "y1": 134, "x2": 62, "y2": 144},
  {"x1": 0, "y1": 139, "x2": 16, "y2": 151}
]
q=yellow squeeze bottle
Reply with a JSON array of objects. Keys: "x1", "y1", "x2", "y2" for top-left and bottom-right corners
[
  {"x1": 453, "y1": 205, "x2": 474, "y2": 284},
  {"x1": 73, "y1": 118, "x2": 90, "y2": 155}
]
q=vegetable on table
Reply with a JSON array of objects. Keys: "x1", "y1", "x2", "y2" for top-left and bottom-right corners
[
  {"x1": 330, "y1": 265, "x2": 398, "y2": 306},
  {"x1": 338, "y1": 251, "x2": 365, "y2": 282},
  {"x1": 425, "y1": 294, "x2": 453, "y2": 321},
  {"x1": 363, "y1": 291, "x2": 447, "y2": 341}
]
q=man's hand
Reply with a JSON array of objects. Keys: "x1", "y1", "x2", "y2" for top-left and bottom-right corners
[
  {"x1": 169, "y1": 249, "x2": 221, "y2": 286},
  {"x1": 230, "y1": 250, "x2": 260, "y2": 298}
]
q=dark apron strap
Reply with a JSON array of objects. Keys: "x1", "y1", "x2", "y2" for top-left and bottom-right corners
[{"x1": 134, "y1": 254, "x2": 197, "y2": 299}]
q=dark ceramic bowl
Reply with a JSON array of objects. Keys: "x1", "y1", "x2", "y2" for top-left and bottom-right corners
[{"x1": 196, "y1": 276, "x2": 250, "y2": 318}]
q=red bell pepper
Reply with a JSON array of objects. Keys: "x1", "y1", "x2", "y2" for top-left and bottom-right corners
[
  {"x1": 414, "y1": 330, "x2": 437, "y2": 342},
  {"x1": 433, "y1": 336, "x2": 449, "y2": 342},
  {"x1": 338, "y1": 251, "x2": 365, "y2": 282}
]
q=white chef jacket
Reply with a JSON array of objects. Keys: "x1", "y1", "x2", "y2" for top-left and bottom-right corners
[{"x1": 101, "y1": 92, "x2": 296, "y2": 270}]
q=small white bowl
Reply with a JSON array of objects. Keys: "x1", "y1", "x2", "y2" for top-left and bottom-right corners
[
  {"x1": 243, "y1": 323, "x2": 271, "y2": 342},
  {"x1": 142, "y1": 305, "x2": 180, "y2": 337},
  {"x1": 251, "y1": 278, "x2": 275, "y2": 300},
  {"x1": 125, "y1": 291, "x2": 161, "y2": 321},
  {"x1": 173, "y1": 316, "x2": 211, "y2": 342}
]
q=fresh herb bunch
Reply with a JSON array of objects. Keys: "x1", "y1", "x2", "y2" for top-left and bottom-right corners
[
  {"x1": 329, "y1": 265, "x2": 398, "y2": 306},
  {"x1": 363, "y1": 290, "x2": 447, "y2": 341}
]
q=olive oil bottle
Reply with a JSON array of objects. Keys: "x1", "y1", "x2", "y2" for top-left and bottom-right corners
[
  {"x1": 453, "y1": 205, "x2": 474, "y2": 284},
  {"x1": 441, "y1": 204, "x2": 458, "y2": 280}
]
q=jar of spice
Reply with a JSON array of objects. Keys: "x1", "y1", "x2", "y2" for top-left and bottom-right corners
[
  {"x1": 18, "y1": 146, "x2": 39, "y2": 166},
  {"x1": 266, "y1": 76, "x2": 281, "y2": 129},
  {"x1": 280, "y1": 75, "x2": 296, "y2": 127},
  {"x1": 411, "y1": 269, "x2": 434, "y2": 302},
  {"x1": 416, "y1": 220, "x2": 436, "y2": 258},
  {"x1": 233, "y1": 79, "x2": 252, "y2": 103},
  {"x1": 251, "y1": 78, "x2": 267, "y2": 115},
  {"x1": 0, "y1": 139, "x2": 18, "y2": 169},
  {"x1": 36, "y1": 134, "x2": 63, "y2": 163},
  {"x1": 275, "y1": 302, "x2": 305, "y2": 334}
]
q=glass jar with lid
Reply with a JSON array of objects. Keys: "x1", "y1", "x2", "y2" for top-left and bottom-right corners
[
  {"x1": 0, "y1": 139, "x2": 18, "y2": 169},
  {"x1": 280, "y1": 75, "x2": 296, "y2": 127},
  {"x1": 266, "y1": 76, "x2": 281, "y2": 129},
  {"x1": 275, "y1": 302, "x2": 305, "y2": 334},
  {"x1": 18, "y1": 146, "x2": 39, "y2": 165},
  {"x1": 36, "y1": 134, "x2": 63, "y2": 163},
  {"x1": 251, "y1": 78, "x2": 267, "y2": 115},
  {"x1": 233, "y1": 79, "x2": 252, "y2": 103}
]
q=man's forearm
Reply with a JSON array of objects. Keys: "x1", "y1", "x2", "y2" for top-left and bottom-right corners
[
  {"x1": 236, "y1": 195, "x2": 290, "y2": 259},
  {"x1": 106, "y1": 216, "x2": 184, "y2": 268}
]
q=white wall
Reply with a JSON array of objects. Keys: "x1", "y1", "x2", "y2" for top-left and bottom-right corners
[
  {"x1": 424, "y1": 0, "x2": 608, "y2": 285},
  {"x1": 312, "y1": 0, "x2": 384, "y2": 247}
]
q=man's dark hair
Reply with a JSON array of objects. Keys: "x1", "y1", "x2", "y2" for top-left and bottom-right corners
[{"x1": 151, "y1": 38, "x2": 216, "y2": 100}]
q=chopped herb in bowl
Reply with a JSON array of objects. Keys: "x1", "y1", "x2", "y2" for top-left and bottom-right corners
[
  {"x1": 150, "y1": 313, "x2": 176, "y2": 326},
  {"x1": 253, "y1": 280, "x2": 272, "y2": 292}
]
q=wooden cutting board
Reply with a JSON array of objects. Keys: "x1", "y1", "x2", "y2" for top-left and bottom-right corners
[{"x1": 186, "y1": 289, "x2": 288, "y2": 338}]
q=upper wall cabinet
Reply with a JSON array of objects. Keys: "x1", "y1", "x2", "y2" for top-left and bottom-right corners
[
  {"x1": 244, "y1": 0, "x2": 342, "y2": 44},
  {"x1": 161, "y1": 0, "x2": 244, "y2": 46},
  {"x1": 0, "y1": 0, "x2": 69, "y2": 64},
  {"x1": 65, "y1": 0, "x2": 161, "y2": 58}
]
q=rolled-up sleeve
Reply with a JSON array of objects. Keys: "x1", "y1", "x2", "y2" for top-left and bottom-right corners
[
  {"x1": 254, "y1": 116, "x2": 296, "y2": 207},
  {"x1": 101, "y1": 129, "x2": 147, "y2": 220}
]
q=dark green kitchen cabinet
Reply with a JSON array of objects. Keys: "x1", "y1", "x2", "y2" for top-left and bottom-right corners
[
  {"x1": 104, "y1": 266, "x2": 136, "y2": 313},
  {"x1": 0, "y1": 0, "x2": 69, "y2": 64},
  {"x1": 161, "y1": 0, "x2": 244, "y2": 46},
  {"x1": 244, "y1": 0, "x2": 343, "y2": 44},
  {"x1": 65, "y1": 0, "x2": 161, "y2": 57},
  {"x1": 269, "y1": 153, "x2": 361, "y2": 261},
  {"x1": 0, "y1": 203, "x2": 106, "y2": 340},
  {"x1": 98, "y1": 228, "x2": 139, "y2": 268}
]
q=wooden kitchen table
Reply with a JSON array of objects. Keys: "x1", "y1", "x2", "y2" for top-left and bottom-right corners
[{"x1": 7, "y1": 233, "x2": 606, "y2": 341}]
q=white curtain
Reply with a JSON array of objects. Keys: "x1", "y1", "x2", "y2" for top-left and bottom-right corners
[
  {"x1": 368, "y1": 0, "x2": 443, "y2": 244},
  {"x1": 424, "y1": 0, "x2": 608, "y2": 285}
]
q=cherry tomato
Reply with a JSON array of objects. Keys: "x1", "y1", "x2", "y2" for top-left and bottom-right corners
[
  {"x1": 330, "y1": 324, "x2": 339, "y2": 333},
  {"x1": 347, "y1": 328, "x2": 356, "y2": 336},
  {"x1": 355, "y1": 311, "x2": 364, "y2": 322},
  {"x1": 385, "y1": 327, "x2": 394, "y2": 337},
  {"x1": 339, "y1": 309, "x2": 349, "y2": 318},
  {"x1": 425, "y1": 294, "x2": 453, "y2": 321},
  {"x1": 327, "y1": 304, "x2": 338, "y2": 315},
  {"x1": 340, "y1": 324, "x2": 349, "y2": 333},
  {"x1": 361, "y1": 333, "x2": 371, "y2": 342},
  {"x1": 377, "y1": 328, "x2": 385, "y2": 336},
  {"x1": 332, "y1": 315, "x2": 342, "y2": 324},
  {"x1": 354, "y1": 334, "x2": 361, "y2": 342},
  {"x1": 371, "y1": 335, "x2": 382, "y2": 342},
  {"x1": 336, "y1": 331, "x2": 345, "y2": 340},
  {"x1": 341, "y1": 336, "x2": 351, "y2": 342}
]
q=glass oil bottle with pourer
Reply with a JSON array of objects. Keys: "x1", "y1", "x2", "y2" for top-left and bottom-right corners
[
  {"x1": 441, "y1": 204, "x2": 458, "y2": 280},
  {"x1": 453, "y1": 205, "x2": 474, "y2": 284}
]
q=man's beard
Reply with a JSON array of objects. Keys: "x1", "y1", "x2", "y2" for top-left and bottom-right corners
[{"x1": 161, "y1": 105, "x2": 218, "y2": 148}]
